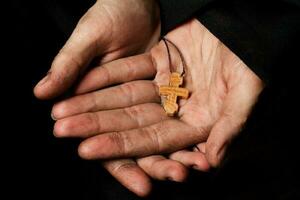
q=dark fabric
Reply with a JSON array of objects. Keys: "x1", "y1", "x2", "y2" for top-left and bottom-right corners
[
  {"x1": 6, "y1": 0, "x2": 299, "y2": 199},
  {"x1": 158, "y1": 0, "x2": 215, "y2": 35},
  {"x1": 159, "y1": 0, "x2": 300, "y2": 84}
]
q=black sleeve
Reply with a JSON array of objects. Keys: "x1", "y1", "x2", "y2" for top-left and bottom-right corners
[
  {"x1": 158, "y1": 0, "x2": 300, "y2": 84},
  {"x1": 158, "y1": 0, "x2": 215, "y2": 35}
]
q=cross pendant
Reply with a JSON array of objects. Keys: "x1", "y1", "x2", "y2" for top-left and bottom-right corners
[{"x1": 159, "y1": 72, "x2": 189, "y2": 116}]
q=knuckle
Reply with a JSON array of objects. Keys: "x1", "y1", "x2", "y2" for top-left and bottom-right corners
[
  {"x1": 123, "y1": 58, "x2": 137, "y2": 79},
  {"x1": 101, "y1": 66, "x2": 112, "y2": 85},
  {"x1": 149, "y1": 52, "x2": 158, "y2": 72},
  {"x1": 150, "y1": 82, "x2": 160, "y2": 101},
  {"x1": 124, "y1": 106, "x2": 143, "y2": 127},
  {"x1": 152, "y1": 121, "x2": 177, "y2": 151},
  {"x1": 54, "y1": 50, "x2": 81, "y2": 73},
  {"x1": 111, "y1": 161, "x2": 137, "y2": 175},
  {"x1": 108, "y1": 132, "x2": 127, "y2": 156},
  {"x1": 90, "y1": 92, "x2": 100, "y2": 111},
  {"x1": 119, "y1": 83, "x2": 136, "y2": 104},
  {"x1": 143, "y1": 126, "x2": 162, "y2": 153},
  {"x1": 87, "y1": 113, "x2": 102, "y2": 133}
]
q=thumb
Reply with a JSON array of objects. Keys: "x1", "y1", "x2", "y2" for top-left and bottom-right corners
[
  {"x1": 206, "y1": 114, "x2": 243, "y2": 167},
  {"x1": 206, "y1": 67, "x2": 263, "y2": 167},
  {"x1": 34, "y1": 4, "x2": 108, "y2": 99}
]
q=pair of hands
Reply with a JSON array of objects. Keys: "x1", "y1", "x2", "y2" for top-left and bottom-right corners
[{"x1": 34, "y1": 0, "x2": 263, "y2": 196}]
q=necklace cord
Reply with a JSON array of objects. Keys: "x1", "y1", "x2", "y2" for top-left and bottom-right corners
[{"x1": 162, "y1": 37, "x2": 186, "y2": 76}]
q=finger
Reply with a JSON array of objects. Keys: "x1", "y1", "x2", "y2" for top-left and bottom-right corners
[
  {"x1": 103, "y1": 159, "x2": 152, "y2": 197},
  {"x1": 78, "y1": 120, "x2": 208, "y2": 160},
  {"x1": 137, "y1": 155, "x2": 188, "y2": 182},
  {"x1": 206, "y1": 69, "x2": 264, "y2": 167},
  {"x1": 194, "y1": 142, "x2": 206, "y2": 153},
  {"x1": 169, "y1": 150, "x2": 210, "y2": 172},
  {"x1": 206, "y1": 116, "x2": 240, "y2": 167},
  {"x1": 54, "y1": 103, "x2": 167, "y2": 138},
  {"x1": 34, "y1": 3, "x2": 108, "y2": 100},
  {"x1": 52, "y1": 80, "x2": 160, "y2": 119},
  {"x1": 75, "y1": 54, "x2": 156, "y2": 94}
]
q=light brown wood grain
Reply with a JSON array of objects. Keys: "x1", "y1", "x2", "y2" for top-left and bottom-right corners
[{"x1": 159, "y1": 72, "x2": 189, "y2": 116}]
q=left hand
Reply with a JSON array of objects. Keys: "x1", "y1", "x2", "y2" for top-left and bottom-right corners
[{"x1": 52, "y1": 19, "x2": 263, "y2": 191}]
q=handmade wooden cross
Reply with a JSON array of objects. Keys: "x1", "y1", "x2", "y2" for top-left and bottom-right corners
[{"x1": 159, "y1": 72, "x2": 189, "y2": 116}]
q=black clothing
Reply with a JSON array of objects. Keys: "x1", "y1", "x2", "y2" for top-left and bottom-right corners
[
  {"x1": 159, "y1": 0, "x2": 300, "y2": 84},
  {"x1": 6, "y1": 0, "x2": 299, "y2": 199}
]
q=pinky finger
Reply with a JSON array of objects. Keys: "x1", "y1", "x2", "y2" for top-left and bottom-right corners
[{"x1": 137, "y1": 155, "x2": 188, "y2": 182}]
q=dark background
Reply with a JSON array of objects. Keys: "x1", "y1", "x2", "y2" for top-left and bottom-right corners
[{"x1": 5, "y1": 0, "x2": 299, "y2": 199}]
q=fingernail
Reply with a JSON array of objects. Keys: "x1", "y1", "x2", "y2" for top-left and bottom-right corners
[
  {"x1": 193, "y1": 164, "x2": 210, "y2": 172},
  {"x1": 37, "y1": 71, "x2": 51, "y2": 86},
  {"x1": 166, "y1": 177, "x2": 175, "y2": 181},
  {"x1": 51, "y1": 112, "x2": 57, "y2": 121},
  {"x1": 193, "y1": 146, "x2": 200, "y2": 152},
  {"x1": 192, "y1": 165, "x2": 201, "y2": 171},
  {"x1": 167, "y1": 176, "x2": 182, "y2": 182},
  {"x1": 53, "y1": 130, "x2": 57, "y2": 137}
]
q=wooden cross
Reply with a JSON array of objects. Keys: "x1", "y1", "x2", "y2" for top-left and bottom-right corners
[{"x1": 159, "y1": 72, "x2": 189, "y2": 116}]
